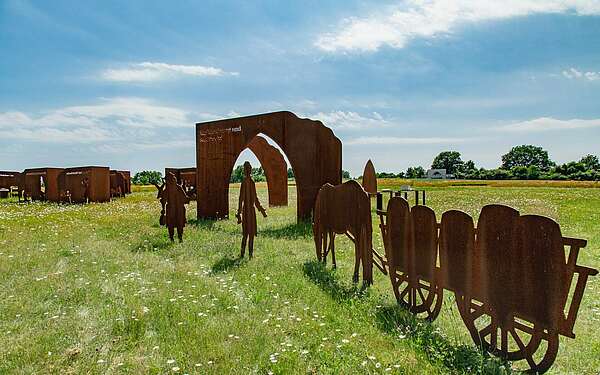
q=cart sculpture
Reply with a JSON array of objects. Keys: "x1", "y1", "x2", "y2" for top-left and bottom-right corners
[{"x1": 376, "y1": 195, "x2": 598, "y2": 373}]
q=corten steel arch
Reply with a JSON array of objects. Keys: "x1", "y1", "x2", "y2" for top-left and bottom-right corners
[
  {"x1": 246, "y1": 135, "x2": 288, "y2": 207},
  {"x1": 196, "y1": 111, "x2": 342, "y2": 221}
]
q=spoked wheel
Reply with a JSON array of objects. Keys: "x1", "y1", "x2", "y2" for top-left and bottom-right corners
[
  {"x1": 456, "y1": 295, "x2": 559, "y2": 374},
  {"x1": 390, "y1": 270, "x2": 443, "y2": 321}
]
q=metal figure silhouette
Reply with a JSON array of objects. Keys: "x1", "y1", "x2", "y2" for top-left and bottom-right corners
[
  {"x1": 237, "y1": 162, "x2": 267, "y2": 258},
  {"x1": 164, "y1": 172, "x2": 190, "y2": 242}
]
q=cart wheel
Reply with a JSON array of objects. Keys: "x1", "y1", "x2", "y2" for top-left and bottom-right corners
[
  {"x1": 390, "y1": 270, "x2": 443, "y2": 321},
  {"x1": 456, "y1": 295, "x2": 559, "y2": 373}
]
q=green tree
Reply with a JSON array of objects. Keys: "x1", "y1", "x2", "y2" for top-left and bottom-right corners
[
  {"x1": 510, "y1": 166, "x2": 528, "y2": 179},
  {"x1": 132, "y1": 170, "x2": 163, "y2": 185},
  {"x1": 431, "y1": 151, "x2": 464, "y2": 175},
  {"x1": 501, "y1": 145, "x2": 554, "y2": 171},
  {"x1": 230, "y1": 165, "x2": 245, "y2": 183},
  {"x1": 342, "y1": 170, "x2": 351, "y2": 179},
  {"x1": 230, "y1": 165, "x2": 266, "y2": 183},
  {"x1": 580, "y1": 154, "x2": 600, "y2": 170},
  {"x1": 406, "y1": 166, "x2": 425, "y2": 179},
  {"x1": 287, "y1": 168, "x2": 295, "y2": 179}
]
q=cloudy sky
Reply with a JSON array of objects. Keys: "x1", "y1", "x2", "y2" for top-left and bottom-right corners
[{"x1": 1, "y1": 0, "x2": 599, "y2": 176}]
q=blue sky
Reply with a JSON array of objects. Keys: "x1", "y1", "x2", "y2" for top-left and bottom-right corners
[{"x1": 1, "y1": 0, "x2": 600, "y2": 176}]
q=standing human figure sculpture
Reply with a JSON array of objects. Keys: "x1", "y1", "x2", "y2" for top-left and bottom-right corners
[
  {"x1": 164, "y1": 172, "x2": 190, "y2": 242},
  {"x1": 237, "y1": 162, "x2": 267, "y2": 258},
  {"x1": 82, "y1": 177, "x2": 90, "y2": 204}
]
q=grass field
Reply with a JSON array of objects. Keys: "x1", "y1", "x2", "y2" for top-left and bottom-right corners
[{"x1": 1, "y1": 181, "x2": 599, "y2": 374}]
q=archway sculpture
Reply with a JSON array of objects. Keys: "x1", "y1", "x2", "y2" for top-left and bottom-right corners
[
  {"x1": 196, "y1": 111, "x2": 342, "y2": 221},
  {"x1": 246, "y1": 135, "x2": 288, "y2": 207}
]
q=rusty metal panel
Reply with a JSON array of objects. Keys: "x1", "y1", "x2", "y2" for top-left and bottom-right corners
[
  {"x1": 59, "y1": 166, "x2": 110, "y2": 203},
  {"x1": 22, "y1": 168, "x2": 63, "y2": 201},
  {"x1": 196, "y1": 111, "x2": 341, "y2": 221},
  {"x1": 247, "y1": 136, "x2": 288, "y2": 207},
  {"x1": 475, "y1": 204, "x2": 520, "y2": 312},
  {"x1": 439, "y1": 210, "x2": 475, "y2": 295},
  {"x1": 385, "y1": 197, "x2": 412, "y2": 272},
  {"x1": 361, "y1": 159, "x2": 377, "y2": 194},
  {"x1": 411, "y1": 205, "x2": 438, "y2": 281},
  {"x1": 514, "y1": 215, "x2": 569, "y2": 328}
]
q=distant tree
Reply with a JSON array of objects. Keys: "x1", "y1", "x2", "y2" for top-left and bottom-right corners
[
  {"x1": 510, "y1": 166, "x2": 529, "y2": 180},
  {"x1": 287, "y1": 168, "x2": 295, "y2": 179},
  {"x1": 431, "y1": 151, "x2": 464, "y2": 175},
  {"x1": 342, "y1": 170, "x2": 351, "y2": 179},
  {"x1": 406, "y1": 166, "x2": 425, "y2": 179},
  {"x1": 132, "y1": 170, "x2": 163, "y2": 185},
  {"x1": 230, "y1": 165, "x2": 245, "y2": 183},
  {"x1": 580, "y1": 154, "x2": 600, "y2": 170},
  {"x1": 501, "y1": 145, "x2": 554, "y2": 171},
  {"x1": 527, "y1": 165, "x2": 541, "y2": 180},
  {"x1": 464, "y1": 160, "x2": 476, "y2": 171},
  {"x1": 230, "y1": 165, "x2": 266, "y2": 183}
]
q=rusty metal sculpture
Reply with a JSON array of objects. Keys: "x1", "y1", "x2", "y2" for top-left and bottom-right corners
[
  {"x1": 118, "y1": 170, "x2": 132, "y2": 194},
  {"x1": 162, "y1": 172, "x2": 190, "y2": 242},
  {"x1": 376, "y1": 198, "x2": 598, "y2": 373},
  {"x1": 22, "y1": 168, "x2": 63, "y2": 201},
  {"x1": 236, "y1": 162, "x2": 267, "y2": 258},
  {"x1": 247, "y1": 136, "x2": 288, "y2": 207},
  {"x1": 110, "y1": 170, "x2": 128, "y2": 198},
  {"x1": 0, "y1": 171, "x2": 22, "y2": 199},
  {"x1": 165, "y1": 167, "x2": 197, "y2": 200},
  {"x1": 57, "y1": 167, "x2": 110, "y2": 203},
  {"x1": 361, "y1": 159, "x2": 377, "y2": 195},
  {"x1": 313, "y1": 180, "x2": 374, "y2": 284},
  {"x1": 196, "y1": 111, "x2": 341, "y2": 221}
]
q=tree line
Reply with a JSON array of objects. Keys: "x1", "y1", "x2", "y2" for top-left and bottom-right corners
[
  {"x1": 132, "y1": 167, "x2": 351, "y2": 185},
  {"x1": 374, "y1": 145, "x2": 600, "y2": 181}
]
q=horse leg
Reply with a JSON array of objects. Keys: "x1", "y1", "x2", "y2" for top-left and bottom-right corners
[
  {"x1": 330, "y1": 232, "x2": 336, "y2": 269},
  {"x1": 353, "y1": 232, "x2": 361, "y2": 283},
  {"x1": 322, "y1": 231, "x2": 328, "y2": 265},
  {"x1": 313, "y1": 224, "x2": 322, "y2": 262}
]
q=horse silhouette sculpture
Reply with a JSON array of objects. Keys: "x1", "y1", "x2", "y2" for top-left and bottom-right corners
[{"x1": 313, "y1": 180, "x2": 373, "y2": 285}]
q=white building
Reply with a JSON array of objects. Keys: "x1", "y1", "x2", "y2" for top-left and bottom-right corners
[{"x1": 427, "y1": 169, "x2": 447, "y2": 179}]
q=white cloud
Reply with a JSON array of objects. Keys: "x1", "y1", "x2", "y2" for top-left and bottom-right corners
[
  {"x1": 0, "y1": 97, "x2": 212, "y2": 144},
  {"x1": 498, "y1": 117, "x2": 600, "y2": 132},
  {"x1": 562, "y1": 67, "x2": 600, "y2": 81},
  {"x1": 316, "y1": 1, "x2": 600, "y2": 52},
  {"x1": 102, "y1": 62, "x2": 239, "y2": 82},
  {"x1": 311, "y1": 110, "x2": 389, "y2": 130},
  {"x1": 346, "y1": 136, "x2": 469, "y2": 145}
]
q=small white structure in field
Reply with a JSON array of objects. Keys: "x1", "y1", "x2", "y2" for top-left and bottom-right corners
[{"x1": 427, "y1": 169, "x2": 447, "y2": 179}]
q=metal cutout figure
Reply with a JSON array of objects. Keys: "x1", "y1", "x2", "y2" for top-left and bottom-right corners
[
  {"x1": 313, "y1": 180, "x2": 374, "y2": 285},
  {"x1": 163, "y1": 172, "x2": 191, "y2": 242},
  {"x1": 237, "y1": 162, "x2": 267, "y2": 258}
]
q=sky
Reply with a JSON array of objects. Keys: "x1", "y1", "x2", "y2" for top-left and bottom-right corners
[{"x1": 1, "y1": 0, "x2": 600, "y2": 176}]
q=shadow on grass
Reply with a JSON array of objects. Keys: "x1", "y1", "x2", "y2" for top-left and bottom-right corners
[
  {"x1": 303, "y1": 260, "x2": 368, "y2": 302},
  {"x1": 130, "y1": 233, "x2": 174, "y2": 252},
  {"x1": 187, "y1": 218, "x2": 217, "y2": 229},
  {"x1": 211, "y1": 255, "x2": 247, "y2": 273},
  {"x1": 375, "y1": 305, "x2": 510, "y2": 374},
  {"x1": 261, "y1": 221, "x2": 313, "y2": 239}
]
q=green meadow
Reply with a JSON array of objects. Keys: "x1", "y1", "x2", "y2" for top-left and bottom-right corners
[{"x1": 1, "y1": 182, "x2": 599, "y2": 374}]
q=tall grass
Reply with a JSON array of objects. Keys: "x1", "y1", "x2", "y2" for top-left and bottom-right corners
[{"x1": 1, "y1": 183, "x2": 599, "y2": 374}]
